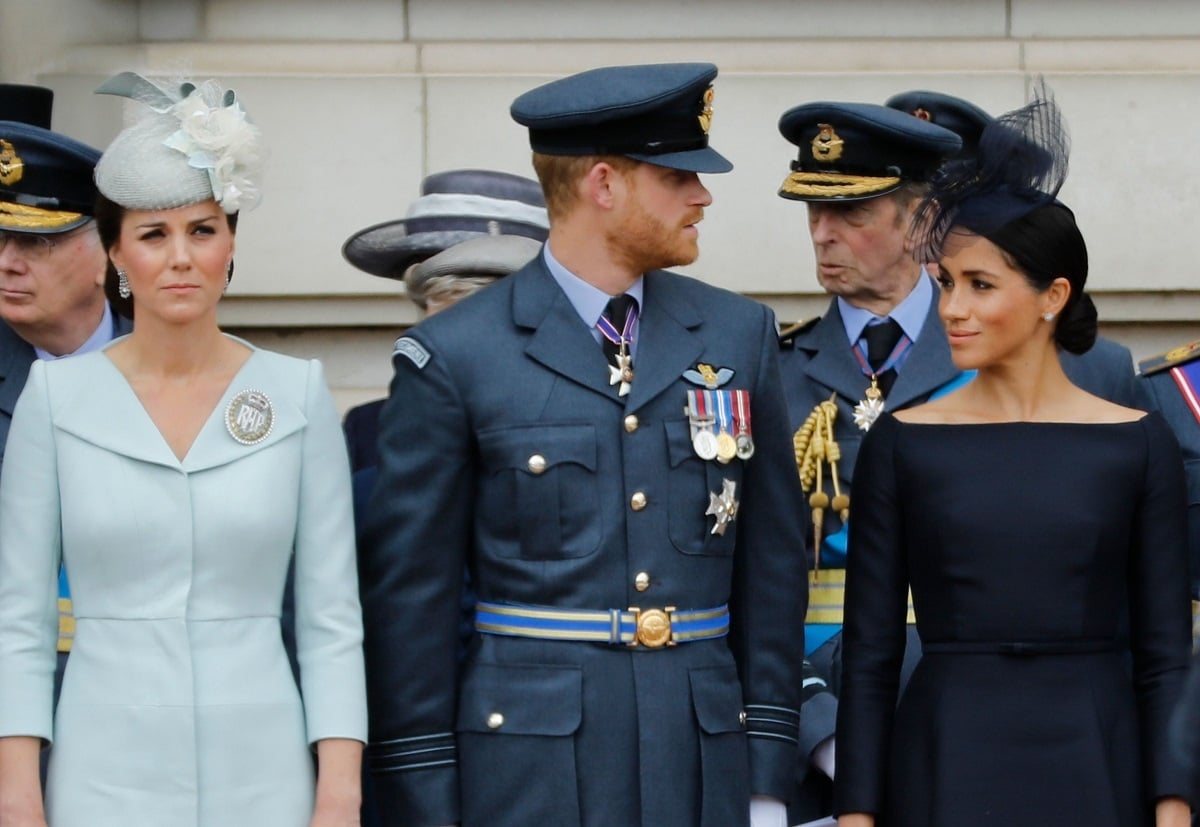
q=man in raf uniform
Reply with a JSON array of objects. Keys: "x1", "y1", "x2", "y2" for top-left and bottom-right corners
[
  {"x1": 0, "y1": 85, "x2": 130, "y2": 465},
  {"x1": 0, "y1": 82, "x2": 132, "y2": 782},
  {"x1": 361, "y1": 62, "x2": 807, "y2": 827}
]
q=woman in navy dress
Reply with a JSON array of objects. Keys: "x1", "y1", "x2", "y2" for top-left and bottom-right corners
[{"x1": 833, "y1": 92, "x2": 1192, "y2": 826}]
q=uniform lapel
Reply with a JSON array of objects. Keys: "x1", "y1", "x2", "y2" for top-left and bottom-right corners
[
  {"x1": 515, "y1": 260, "x2": 629, "y2": 403},
  {"x1": 796, "y1": 301, "x2": 873, "y2": 404},
  {"x1": 886, "y1": 282, "x2": 960, "y2": 409},
  {"x1": 0, "y1": 322, "x2": 35, "y2": 418},
  {"x1": 625, "y1": 271, "x2": 703, "y2": 414}
]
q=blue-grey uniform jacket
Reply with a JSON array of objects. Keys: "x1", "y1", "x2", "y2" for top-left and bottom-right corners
[
  {"x1": 360, "y1": 256, "x2": 808, "y2": 827},
  {"x1": 1141, "y1": 353, "x2": 1200, "y2": 602},
  {"x1": 780, "y1": 283, "x2": 1145, "y2": 823}
]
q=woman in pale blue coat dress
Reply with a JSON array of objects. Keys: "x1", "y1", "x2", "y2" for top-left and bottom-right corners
[{"x1": 0, "y1": 74, "x2": 366, "y2": 827}]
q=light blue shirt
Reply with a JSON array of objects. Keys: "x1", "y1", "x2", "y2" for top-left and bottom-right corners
[
  {"x1": 542, "y1": 243, "x2": 645, "y2": 360},
  {"x1": 836, "y1": 269, "x2": 933, "y2": 372},
  {"x1": 34, "y1": 302, "x2": 116, "y2": 362}
]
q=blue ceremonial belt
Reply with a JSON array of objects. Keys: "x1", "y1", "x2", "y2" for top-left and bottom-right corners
[{"x1": 475, "y1": 601, "x2": 729, "y2": 648}]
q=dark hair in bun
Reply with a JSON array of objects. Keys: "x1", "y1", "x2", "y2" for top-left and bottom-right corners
[{"x1": 984, "y1": 202, "x2": 1095, "y2": 354}]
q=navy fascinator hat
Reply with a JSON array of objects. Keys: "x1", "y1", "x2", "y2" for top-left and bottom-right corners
[{"x1": 914, "y1": 82, "x2": 1069, "y2": 263}]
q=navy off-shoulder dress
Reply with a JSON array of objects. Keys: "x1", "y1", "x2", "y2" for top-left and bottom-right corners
[{"x1": 834, "y1": 412, "x2": 1192, "y2": 826}]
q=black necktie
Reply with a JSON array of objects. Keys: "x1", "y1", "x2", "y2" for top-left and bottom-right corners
[
  {"x1": 861, "y1": 318, "x2": 903, "y2": 396},
  {"x1": 602, "y1": 294, "x2": 635, "y2": 364}
]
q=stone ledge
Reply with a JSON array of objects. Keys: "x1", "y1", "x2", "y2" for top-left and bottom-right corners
[{"x1": 216, "y1": 291, "x2": 1200, "y2": 329}]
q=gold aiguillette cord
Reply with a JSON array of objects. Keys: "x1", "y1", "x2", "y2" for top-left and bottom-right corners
[{"x1": 792, "y1": 394, "x2": 850, "y2": 583}]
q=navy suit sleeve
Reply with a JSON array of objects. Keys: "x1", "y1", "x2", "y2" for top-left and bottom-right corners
[
  {"x1": 360, "y1": 337, "x2": 471, "y2": 826},
  {"x1": 728, "y1": 303, "x2": 810, "y2": 799},
  {"x1": 832, "y1": 413, "x2": 907, "y2": 817},
  {"x1": 1130, "y1": 414, "x2": 1192, "y2": 803}
]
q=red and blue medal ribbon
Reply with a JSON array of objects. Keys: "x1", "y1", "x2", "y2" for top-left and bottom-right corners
[
  {"x1": 852, "y1": 333, "x2": 912, "y2": 378},
  {"x1": 1170, "y1": 361, "x2": 1200, "y2": 425},
  {"x1": 596, "y1": 302, "x2": 639, "y2": 352}
]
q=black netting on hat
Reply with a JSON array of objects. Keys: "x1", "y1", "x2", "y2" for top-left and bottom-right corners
[{"x1": 914, "y1": 81, "x2": 1069, "y2": 262}]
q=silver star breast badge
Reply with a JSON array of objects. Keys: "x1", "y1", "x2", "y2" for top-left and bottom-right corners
[{"x1": 705, "y1": 478, "x2": 739, "y2": 536}]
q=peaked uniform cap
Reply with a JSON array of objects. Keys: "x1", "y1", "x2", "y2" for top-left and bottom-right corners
[
  {"x1": 0, "y1": 120, "x2": 101, "y2": 233},
  {"x1": 777, "y1": 101, "x2": 961, "y2": 202},
  {"x1": 511, "y1": 62, "x2": 732, "y2": 173},
  {"x1": 342, "y1": 169, "x2": 549, "y2": 280},
  {"x1": 885, "y1": 90, "x2": 994, "y2": 160}
]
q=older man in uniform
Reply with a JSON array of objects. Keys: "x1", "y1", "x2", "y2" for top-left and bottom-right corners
[
  {"x1": 779, "y1": 96, "x2": 1150, "y2": 826},
  {"x1": 0, "y1": 85, "x2": 129, "y2": 463},
  {"x1": 0, "y1": 83, "x2": 131, "y2": 785},
  {"x1": 361, "y1": 63, "x2": 807, "y2": 827}
]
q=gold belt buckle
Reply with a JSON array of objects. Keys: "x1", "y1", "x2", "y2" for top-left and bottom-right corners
[{"x1": 629, "y1": 605, "x2": 676, "y2": 648}]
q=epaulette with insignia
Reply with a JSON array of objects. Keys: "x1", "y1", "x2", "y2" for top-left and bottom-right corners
[
  {"x1": 1139, "y1": 339, "x2": 1200, "y2": 376},
  {"x1": 778, "y1": 317, "x2": 820, "y2": 347}
]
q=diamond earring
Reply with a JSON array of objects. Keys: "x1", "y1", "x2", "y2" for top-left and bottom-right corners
[
  {"x1": 1043, "y1": 312, "x2": 1055, "y2": 322},
  {"x1": 117, "y1": 268, "x2": 131, "y2": 299}
]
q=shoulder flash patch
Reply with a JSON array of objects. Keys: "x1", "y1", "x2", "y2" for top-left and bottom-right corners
[
  {"x1": 393, "y1": 336, "x2": 430, "y2": 369},
  {"x1": 778, "y1": 317, "x2": 820, "y2": 347},
  {"x1": 1139, "y1": 338, "x2": 1200, "y2": 376}
]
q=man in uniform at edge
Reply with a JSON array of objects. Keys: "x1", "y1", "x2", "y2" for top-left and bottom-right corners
[
  {"x1": 360, "y1": 62, "x2": 807, "y2": 827},
  {"x1": 779, "y1": 95, "x2": 1150, "y2": 826},
  {"x1": 0, "y1": 84, "x2": 129, "y2": 466}
]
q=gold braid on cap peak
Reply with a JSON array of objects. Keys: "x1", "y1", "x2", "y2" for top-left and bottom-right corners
[
  {"x1": 780, "y1": 171, "x2": 901, "y2": 198},
  {"x1": 0, "y1": 201, "x2": 84, "y2": 230},
  {"x1": 792, "y1": 394, "x2": 850, "y2": 579}
]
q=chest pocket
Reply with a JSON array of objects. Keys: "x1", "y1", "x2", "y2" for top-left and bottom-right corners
[
  {"x1": 478, "y1": 423, "x2": 601, "y2": 560},
  {"x1": 664, "y1": 419, "x2": 741, "y2": 557}
]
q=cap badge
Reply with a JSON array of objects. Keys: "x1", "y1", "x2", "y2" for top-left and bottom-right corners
[
  {"x1": 225, "y1": 389, "x2": 274, "y2": 445},
  {"x1": 698, "y1": 87, "x2": 715, "y2": 134},
  {"x1": 911, "y1": 107, "x2": 933, "y2": 122},
  {"x1": 0, "y1": 140, "x2": 24, "y2": 186},
  {"x1": 811, "y1": 124, "x2": 845, "y2": 164}
]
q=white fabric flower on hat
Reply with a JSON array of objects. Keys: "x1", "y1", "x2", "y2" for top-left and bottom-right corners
[{"x1": 161, "y1": 81, "x2": 263, "y2": 213}]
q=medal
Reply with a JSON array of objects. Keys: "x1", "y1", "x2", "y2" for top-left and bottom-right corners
[
  {"x1": 712, "y1": 390, "x2": 737, "y2": 464},
  {"x1": 598, "y1": 300, "x2": 638, "y2": 397},
  {"x1": 705, "y1": 478, "x2": 739, "y2": 536},
  {"x1": 687, "y1": 390, "x2": 719, "y2": 460},
  {"x1": 852, "y1": 377, "x2": 886, "y2": 431},
  {"x1": 693, "y1": 430, "x2": 719, "y2": 461},
  {"x1": 850, "y1": 326, "x2": 912, "y2": 432},
  {"x1": 608, "y1": 349, "x2": 634, "y2": 397},
  {"x1": 733, "y1": 389, "x2": 755, "y2": 460},
  {"x1": 225, "y1": 389, "x2": 274, "y2": 445}
]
